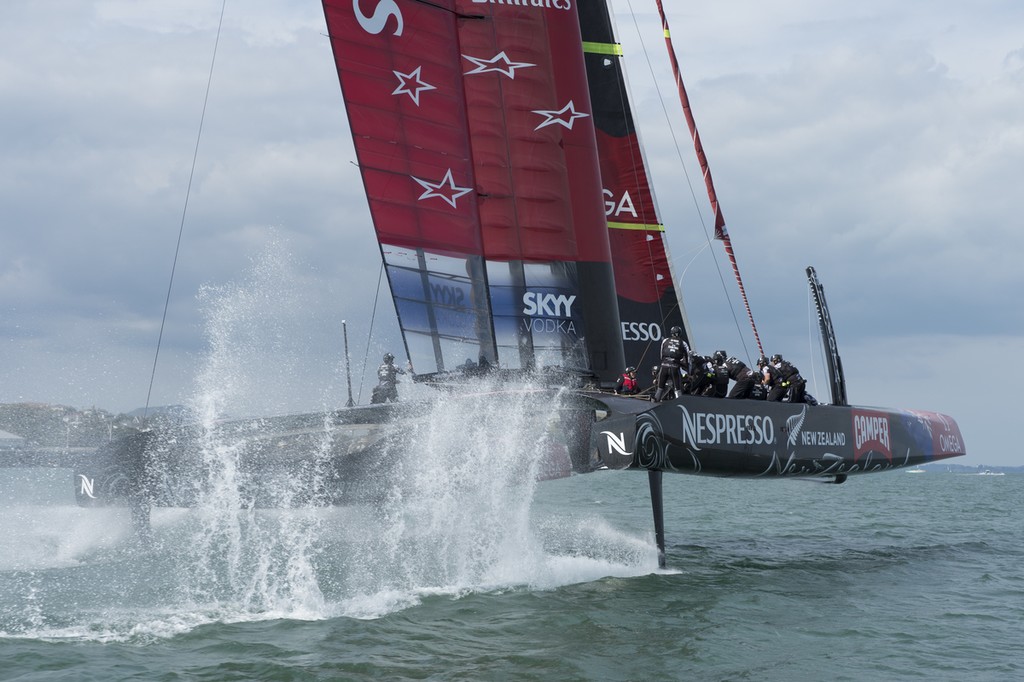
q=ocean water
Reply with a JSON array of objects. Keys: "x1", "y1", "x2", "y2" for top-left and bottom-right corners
[{"x1": 1, "y1": 464, "x2": 1021, "y2": 681}]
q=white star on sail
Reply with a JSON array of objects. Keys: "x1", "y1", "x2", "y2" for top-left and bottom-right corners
[
  {"x1": 411, "y1": 169, "x2": 473, "y2": 208},
  {"x1": 462, "y1": 51, "x2": 535, "y2": 79},
  {"x1": 392, "y1": 66, "x2": 436, "y2": 106},
  {"x1": 531, "y1": 100, "x2": 590, "y2": 131}
]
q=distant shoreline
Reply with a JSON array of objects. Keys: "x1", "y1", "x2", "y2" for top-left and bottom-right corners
[{"x1": 909, "y1": 464, "x2": 1023, "y2": 474}]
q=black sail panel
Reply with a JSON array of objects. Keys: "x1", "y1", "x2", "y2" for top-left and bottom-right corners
[{"x1": 578, "y1": 0, "x2": 691, "y2": 384}]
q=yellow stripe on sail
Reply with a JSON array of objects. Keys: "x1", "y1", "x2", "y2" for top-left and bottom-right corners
[
  {"x1": 582, "y1": 41, "x2": 624, "y2": 57},
  {"x1": 607, "y1": 221, "x2": 665, "y2": 232}
]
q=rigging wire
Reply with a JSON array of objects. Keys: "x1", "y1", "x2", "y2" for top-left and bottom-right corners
[
  {"x1": 614, "y1": 0, "x2": 753, "y2": 360},
  {"x1": 143, "y1": 0, "x2": 228, "y2": 420},
  {"x1": 357, "y1": 261, "x2": 386, "y2": 404},
  {"x1": 622, "y1": 0, "x2": 756, "y2": 364},
  {"x1": 652, "y1": 0, "x2": 764, "y2": 360}
]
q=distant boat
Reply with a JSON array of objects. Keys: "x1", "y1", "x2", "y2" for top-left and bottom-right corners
[
  {"x1": 977, "y1": 470, "x2": 1005, "y2": 476},
  {"x1": 905, "y1": 467, "x2": 926, "y2": 473}
]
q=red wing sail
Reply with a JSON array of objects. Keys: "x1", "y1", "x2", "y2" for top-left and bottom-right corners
[
  {"x1": 578, "y1": 3, "x2": 691, "y2": 381},
  {"x1": 323, "y1": 1, "x2": 481, "y2": 256},
  {"x1": 322, "y1": 0, "x2": 624, "y2": 381}
]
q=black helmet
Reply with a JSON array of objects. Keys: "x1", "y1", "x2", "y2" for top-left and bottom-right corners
[
  {"x1": 712, "y1": 350, "x2": 727, "y2": 364},
  {"x1": 625, "y1": 366, "x2": 635, "y2": 373},
  {"x1": 757, "y1": 355, "x2": 768, "y2": 368},
  {"x1": 670, "y1": 326, "x2": 682, "y2": 338},
  {"x1": 770, "y1": 353, "x2": 783, "y2": 365},
  {"x1": 383, "y1": 352, "x2": 394, "y2": 363}
]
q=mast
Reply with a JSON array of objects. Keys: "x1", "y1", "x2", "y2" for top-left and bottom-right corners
[
  {"x1": 342, "y1": 320, "x2": 354, "y2": 407},
  {"x1": 653, "y1": 0, "x2": 764, "y2": 358}
]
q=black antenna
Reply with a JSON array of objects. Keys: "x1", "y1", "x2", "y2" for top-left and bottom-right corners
[{"x1": 806, "y1": 266, "x2": 847, "y2": 406}]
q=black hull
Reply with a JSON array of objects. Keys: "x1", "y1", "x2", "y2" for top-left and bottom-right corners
[
  {"x1": 73, "y1": 387, "x2": 966, "y2": 511},
  {"x1": 593, "y1": 393, "x2": 966, "y2": 479}
]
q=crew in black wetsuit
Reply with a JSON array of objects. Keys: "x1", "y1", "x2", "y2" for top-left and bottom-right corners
[
  {"x1": 708, "y1": 350, "x2": 730, "y2": 398},
  {"x1": 371, "y1": 352, "x2": 406, "y2": 403},
  {"x1": 767, "y1": 353, "x2": 806, "y2": 403},
  {"x1": 687, "y1": 354, "x2": 715, "y2": 396},
  {"x1": 722, "y1": 355, "x2": 755, "y2": 399},
  {"x1": 653, "y1": 326, "x2": 689, "y2": 402}
]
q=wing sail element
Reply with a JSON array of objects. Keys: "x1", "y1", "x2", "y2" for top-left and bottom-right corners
[
  {"x1": 578, "y1": 2, "x2": 691, "y2": 380},
  {"x1": 323, "y1": 0, "x2": 624, "y2": 382}
]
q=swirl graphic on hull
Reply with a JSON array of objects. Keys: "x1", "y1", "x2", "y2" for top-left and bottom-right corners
[
  {"x1": 635, "y1": 412, "x2": 667, "y2": 470},
  {"x1": 635, "y1": 411, "x2": 702, "y2": 473}
]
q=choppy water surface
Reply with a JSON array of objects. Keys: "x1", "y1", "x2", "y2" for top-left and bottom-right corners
[{"x1": 2, "y1": 468, "x2": 1022, "y2": 681}]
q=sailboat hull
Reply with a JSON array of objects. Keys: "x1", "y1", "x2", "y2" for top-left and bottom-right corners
[
  {"x1": 73, "y1": 384, "x2": 965, "y2": 512},
  {"x1": 72, "y1": 388, "x2": 602, "y2": 510},
  {"x1": 593, "y1": 394, "x2": 966, "y2": 478},
  {"x1": 73, "y1": 404, "x2": 408, "y2": 509}
]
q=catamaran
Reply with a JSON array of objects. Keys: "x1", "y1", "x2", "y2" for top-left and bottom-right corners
[{"x1": 74, "y1": 0, "x2": 966, "y2": 565}]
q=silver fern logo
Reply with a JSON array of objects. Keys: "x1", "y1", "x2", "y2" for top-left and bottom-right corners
[{"x1": 786, "y1": 407, "x2": 808, "y2": 447}]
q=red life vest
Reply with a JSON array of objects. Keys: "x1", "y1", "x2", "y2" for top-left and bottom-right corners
[{"x1": 621, "y1": 374, "x2": 637, "y2": 393}]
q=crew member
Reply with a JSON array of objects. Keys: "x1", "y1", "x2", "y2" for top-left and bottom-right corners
[
  {"x1": 769, "y1": 353, "x2": 806, "y2": 403},
  {"x1": 615, "y1": 366, "x2": 639, "y2": 395},
  {"x1": 687, "y1": 353, "x2": 715, "y2": 396},
  {"x1": 723, "y1": 355, "x2": 755, "y2": 399},
  {"x1": 709, "y1": 350, "x2": 730, "y2": 398},
  {"x1": 653, "y1": 326, "x2": 689, "y2": 401},
  {"x1": 756, "y1": 355, "x2": 774, "y2": 400},
  {"x1": 371, "y1": 352, "x2": 406, "y2": 403}
]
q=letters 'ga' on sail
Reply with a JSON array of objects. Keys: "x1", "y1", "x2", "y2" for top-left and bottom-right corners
[
  {"x1": 578, "y1": 0, "x2": 692, "y2": 378},
  {"x1": 321, "y1": 0, "x2": 669, "y2": 384}
]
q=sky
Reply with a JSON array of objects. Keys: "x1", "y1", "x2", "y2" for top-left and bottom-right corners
[{"x1": 1, "y1": 0, "x2": 1022, "y2": 466}]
